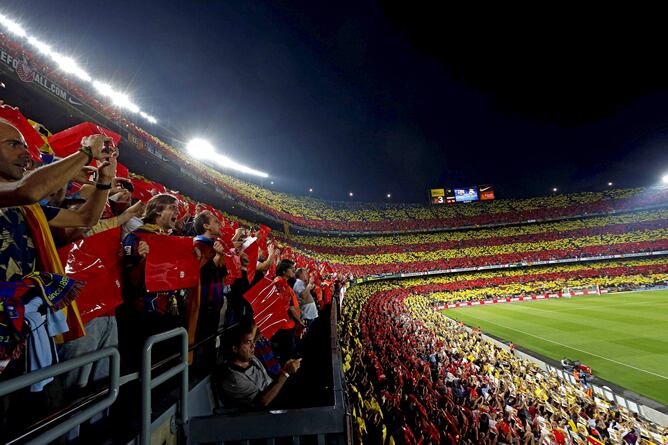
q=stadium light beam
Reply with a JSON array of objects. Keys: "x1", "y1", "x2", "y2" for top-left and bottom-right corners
[
  {"x1": 186, "y1": 138, "x2": 216, "y2": 159},
  {"x1": 0, "y1": 10, "x2": 157, "y2": 124},
  {"x1": 186, "y1": 138, "x2": 269, "y2": 178}
]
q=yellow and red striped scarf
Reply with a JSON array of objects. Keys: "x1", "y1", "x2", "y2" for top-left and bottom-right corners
[{"x1": 20, "y1": 203, "x2": 86, "y2": 340}]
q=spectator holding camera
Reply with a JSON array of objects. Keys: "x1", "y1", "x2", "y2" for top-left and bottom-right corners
[{"x1": 0, "y1": 118, "x2": 116, "y2": 430}]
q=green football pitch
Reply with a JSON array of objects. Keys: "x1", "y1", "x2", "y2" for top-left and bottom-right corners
[{"x1": 444, "y1": 290, "x2": 668, "y2": 405}]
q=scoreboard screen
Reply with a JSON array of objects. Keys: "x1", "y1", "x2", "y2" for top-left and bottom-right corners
[
  {"x1": 454, "y1": 187, "x2": 479, "y2": 202},
  {"x1": 429, "y1": 188, "x2": 456, "y2": 205},
  {"x1": 429, "y1": 185, "x2": 492, "y2": 204}
]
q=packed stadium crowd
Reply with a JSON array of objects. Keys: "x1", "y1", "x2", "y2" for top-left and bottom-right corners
[
  {"x1": 213, "y1": 176, "x2": 668, "y2": 232},
  {"x1": 0, "y1": 106, "x2": 351, "y2": 440},
  {"x1": 293, "y1": 211, "x2": 668, "y2": 276},
  {"x1": 341, "y1": 280, "x2": 668, "y2": 444}
]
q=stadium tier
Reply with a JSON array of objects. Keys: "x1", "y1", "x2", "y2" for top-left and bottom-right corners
[
  {"x1": 208, "y1": 180, "x2": 668, "y2": 233},
  {"x1": 341, "y1": 264, "x2": 668, "y2": 444},
  {"x1": 291, "y1": 209, "x2": 668, "y2": 276}
]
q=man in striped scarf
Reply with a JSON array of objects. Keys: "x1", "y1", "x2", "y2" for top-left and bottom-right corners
[{"x1": 0, "y1": 116, "x2": 115, "y2": 437}]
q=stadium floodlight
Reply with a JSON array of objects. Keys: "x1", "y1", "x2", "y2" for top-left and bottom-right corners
[
  {"x1": 27, "y1": 36, "x2": 51, "y2": 55},
  {"x1": 186, "y1": 138, "x2": 269, "y2": 178},
  {"x1": 0, "y1": 13, "x2": 26, "y2": 37},
  {"x1": 662, "y1": 174, "x2": 668, "y2": 184},
  {"x1": 270, "y1": 181, "x2": 274, "y2": 185},
  {"x1": 387, "y1": 193, "x2": 392, "y2": 198},
  {"x1": 0, "y1": 10, "x2": 157, "y2": 124},
  {"x1": 214, "y1": 154, "x2": 269, "y2": 178},
  {"x1": 187, "y1": 138, "x2": 216, "y2": 159},
  {"x1": 608, "y1": 182, "x2": 613, "y2": 186},
  {"x1": 309, "y1": 188, "x2": 313, "y2": 192},
  {"x1": 50, "y1": 52, "x2": 92, "y2": 82},
  {"x1": 349, "y1": 192, "x2": 354, "y2": 197},
  {"x1": 552, "y1": 187, "x2": 558, "y2": 192}
]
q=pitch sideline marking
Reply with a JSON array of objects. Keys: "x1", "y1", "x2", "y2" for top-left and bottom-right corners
[
  {"x1": 506, "y1": 297, "x2": 668, "y2": 314},
  {"x1": 465, "y1": 317, "x2": 668, "y2": 381}
]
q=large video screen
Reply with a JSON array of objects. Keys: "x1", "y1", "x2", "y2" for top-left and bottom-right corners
[
  {"x1": 429, "y1": 188, "x2": 456, "y2": 205},
  {"x1": 454, "y1": 187, "x2": 479, "y2": 202},
  {"x1": 429, "y1": 188, "x2": 445, "y2": 198}
]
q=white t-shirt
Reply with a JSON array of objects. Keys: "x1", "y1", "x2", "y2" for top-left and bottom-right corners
[{"x1": 293, "y1": 279, "x2": 318, "y2": 320}]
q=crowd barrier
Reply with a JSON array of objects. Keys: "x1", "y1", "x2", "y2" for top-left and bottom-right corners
[{"x1": 434, "y1": 288, "x2": 608, "y2": 310}]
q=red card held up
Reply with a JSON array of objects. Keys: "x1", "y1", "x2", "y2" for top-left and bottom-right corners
[
  {"x1": 243, "y1": 277, "x2": 289, "y2": 339},
  {"x1": 140, "y1": 233, "x2": 200, "y2": 292},
  {"x1": 58, "y1": 227, "x2": 123, "y2": 324}
]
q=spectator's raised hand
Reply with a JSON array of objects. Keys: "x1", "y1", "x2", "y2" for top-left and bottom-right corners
[
  {"x1": 283, "y1": 358, "x2": 301, "y2": 375},
  {"x1": 81, "y1": 134, "x2": 114, "y2": 161},
  {"x1": 124, "y1": 200, "x2": 145, "y2": 218},
  {"x1": 110, "y1": 188, "x2": 132, "y2": 203},
  {"x1": 72, "y1": 165, "x2": 97, "y2": 185},
  {"x1": 96, "y1": 149, "x2": 117, "y2": 183},
  {"x1": 137, "y1": 240, "x2": 149, "y2": 258},
  {"x1": 213, "y1": 240, "x2": 225, "y2": 255}
]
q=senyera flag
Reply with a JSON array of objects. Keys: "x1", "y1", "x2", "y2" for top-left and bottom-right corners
[
  {"x1": 57, "y1": 227, "x2": 123, "y2": 325},
  {"x1": 139, "y1": 233, "x2": 200, "y2": 292},
  {"x1": 243, "y1": 277, "x2": 288, "y2": 339},
  {"x1": 48, "y1": 122, "x2": 121, "y2": 159}
]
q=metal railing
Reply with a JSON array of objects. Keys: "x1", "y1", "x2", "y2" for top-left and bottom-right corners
[
  {"x1": 0, "y1": 310, "x2": 348, "y2": 445},
  {"x1": 0, "y1": 347, "x2": 120, "y2": 445},
  {"x1": 0, "y1": 322, "x2": 237, "y2": 445},
  {"x1": 140, "y1": 327, "x2": 189, "y2": 445}
]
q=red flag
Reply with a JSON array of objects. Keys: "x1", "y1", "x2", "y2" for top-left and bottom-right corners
[
  {"x1": 57, "y1": 227, "x2": 123, "y2": 324},
  {"x1": 48, "y1": 122, "x2": 121, "y2": 159},
  {"x1": 243, "y1": 277, "x2": 289, "y2": 339},
  {"x1": 223, "y1": 252, "x2": 241, "y2": 285},
  {"x1": 0, "y1": 106, "x2": 44, "y2": 162},
  {"x1": 140, "y1": 234, "x2": 200, "y2": 292},
  {"x1": 131, "y1": 178, "x2": 161, "y2": 203},
  {"x1": 241, "y1": 236, "x2": 258, "y2": 283},
  {"x1": 115, "y1": 162, "x2": 129, "y2": 179},
  {"x1": 257, "y1": 232, "x2": 268, "y2": 258}
]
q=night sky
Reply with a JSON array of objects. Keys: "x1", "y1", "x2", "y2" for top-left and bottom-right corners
[{"x1": 3, "y1": 1, "x2": 668, "y2": 202}]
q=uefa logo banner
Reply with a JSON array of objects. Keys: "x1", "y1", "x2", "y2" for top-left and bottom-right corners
[{"x1": 0, "y1": 45, "x2": 83, "y2": 107}]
